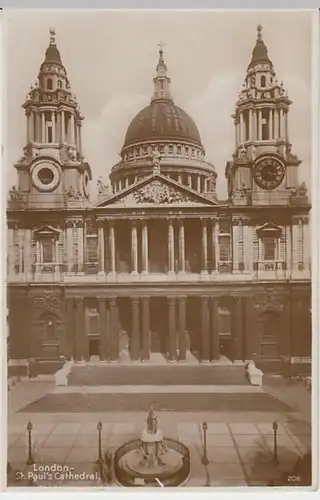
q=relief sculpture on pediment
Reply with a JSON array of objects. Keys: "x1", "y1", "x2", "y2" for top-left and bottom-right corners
[{"x1": 132, "y1": 180, "x2": 193, "y2": 204}]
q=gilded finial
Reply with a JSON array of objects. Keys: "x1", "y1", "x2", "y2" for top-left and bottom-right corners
[
  {"x1": 257, "y1": 24, "x2": 262, "y2": 40},
  {"x1": 50, "y1": 27, "x2": 56, "y2": 45}
]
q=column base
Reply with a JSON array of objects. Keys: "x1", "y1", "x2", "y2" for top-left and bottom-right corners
[
  {"x1": 167, "y1": 270, "x2": 175, "y2": 276},
  {"x1": 233, "y1": 360, "x2": 245, "y2": 366},
  {"x1": 200, "y1": 359, "x2": 210, "y2": 363}
]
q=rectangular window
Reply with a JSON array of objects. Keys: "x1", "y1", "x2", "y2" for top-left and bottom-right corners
[
  {"x1": 219, "y1": 235, "x2": 230, "y2": 261},
  {"x1": 86, "y1": 236, "x2": 98, "y2": 263},
  {"x1": 263, "y1": 236, "x2": 276, "y2": 261},
  {"x1": 47, "y1": 126, "x2": 53, "y2": 143},
  {"x1": 218, "y1": 310, "x2": 231, "y2": 335},
  {"x1": 42, "y1": 236, "x2": 54, "y2": 263}
]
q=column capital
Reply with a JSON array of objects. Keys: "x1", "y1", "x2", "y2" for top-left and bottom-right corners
[
  {"x1": 177, "y1": 295, "x2": 187, "y2": 303},
  {"x1": 168, "y1": 296, "x2": 176, "y2": 306},
  {"x1": 201, "y1": 295, "x2": 209, "y2": 303},
  {"x1": 131, "y1": 297, "x2": 140, "y2": 306},
  {"x1": 97, "y1": 297, "x2": 106, "y2": 304},
  {"x1": 141, "y1": 296, "x2": 150, "y2": 306},
  {"x1": 97, "y1": 219, "x2": 105, "y2": 228},
  {"x1": 108, "y1": 297, "x2": 117, "y2": 307}
]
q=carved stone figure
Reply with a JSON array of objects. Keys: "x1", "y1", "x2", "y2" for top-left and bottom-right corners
[
  {"x1": 97, "y1": 176, "x2": 109, "y2": 195},
  {"x1": 146, "y1": 406, "x2": 158, "y2": 435},
  {"x1": 133, "y1": 180, "x2": 193, "y2": 204},
  {"x1": 149, "y1": 148, "x2": 162, "y2": 173},
  {"x1": 9, "y1": 186, "x2": 23, "y2": 201}
]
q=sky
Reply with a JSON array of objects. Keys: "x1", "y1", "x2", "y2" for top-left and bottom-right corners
[{"x1": 4, "y1": 9, "x2": 313, "y2": 199}]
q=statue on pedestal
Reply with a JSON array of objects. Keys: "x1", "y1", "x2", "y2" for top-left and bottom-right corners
[
  {"x1": 149, "y1": 148, "x2": 162, "y2": 174},
  {"x1": 146, "y1": 406, "x2": 158, "y2": 435}
]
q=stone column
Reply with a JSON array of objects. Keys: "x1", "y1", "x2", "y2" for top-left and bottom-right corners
[
  {"x1": 131, "y1": 220, "x2": 138, "y2": 274},
  {"x1": 66, "y1": 221, "x2": 74, "y2": 272},
  {"x1": 142, "y1": 297, "x2": 150, "y2": 360},
  {"x1": 56, "y1": 112, "x2": 61, "y2": 144},
  {"x1": 197, "y1": 175, "x2": 201, "y2": 193},
  {"x1": 77, "y1": 222, "x2": 84, "y2": 273},
  {"x1": 79, "y1": 124, "x2": 82, "y2": 154},
  {"x1": 178, "y1": 296, "x2": 187, "y2": 361},
  {"x1": 178, "y1": 220, "x2": 185, "y2": 273},
  {"x1": 274, "y1": 108, "x2": 279, "y2": 139},
  {"x1": 240, "y1": 112, "x2": 244, "y2": 143},
  {"x1": 131, "y1": 298, "x2": 140, "y2": 360},
  {"x1": 142, "y1": 221, "x2": 149, "y2": 273},
  {"x1": 280, "y1": 108, "x2": 284, "y2": 139},
  {"x1": 168, "y1": 219, "x2": 175, "y2": 274},
  {"x1": 233, "y1": 297, "x2": 244, "y2": 362},
  {"x1": 98, "y1": 222, "x2": 105, "y2": 274},
  {"x1": 268, "y1": 108, "x2": 273, "y2": 139},
  {"x1": 75, "y1": 298, "x2": 87, "y2": 361},
  {"x1": 23, "y1": 229, "x2": 32, "y2": 278},
  {"x1": 41, "y1": 112, "x2": 45, "y2": 143},
  {"x1": 26, "y1": 113, "x2": 30, "y2": 143},
  {"x1": 36, "y1": 240, "x2": 41, "y2": 273},
  {"x1": 188, "y1": 175, "x2": 192, "y2": 188},
  {"x1": 98, "y1": 298, "x2": 109, "y2": 361},
  {"x1": 210, "y1": 218, "x2": 217, "y2": 272},
  {"x1": 36, "y1": 113, "x2": 41, "y2": 142},
  {"x1": 210, "y1": 297, "x2": 220, "y2": 361},
  {"x1": 109, "y1": 298, "x2": 119, "y2": 361},
  {"x1": 232, "y1": 221, "x2": 240, "y2": 272},
  {"x1": 65, "y1": 298, "x2": 75, "y2": 359},
  {"x1": 200, "y1": 296, "x2": 210, "y2": 362},
  {"x1": 178, "y1": 174, "x2": 182, "y2": 184},
  {"x1": 249, "y1": 108, "x2": 253, "y2": 141},
  {"x1": 30, "y1": 112, "x2": 35, "y2": 142},
  {"x1": 258, "y1": 110, "x2": 262, "y2": 140},
  {"x1": 285, "y1": 111, "x2": 289, "y2": 142},
  {"x1": 70, "y1": 114, "x2": 75, "y2": 145},
  {"x1": 61, "y1": 110, "x2": 65, "y2": 143},
  {"x1": 215, "y1": 218, "x2": 220, "y2": 272},
  {"x1": 109, "y1": 221, "x2": 116, "y2": 274},
  {"x1": 167, "y1": 297, "x2": 177, "y2": 361},
  {"x1": 51, "y1": 111, "x2": 56, "y2": 142},
  {"x1": 253, "y1": 110, "x2": 257, "y2": 140},
  {"x1": 7, "y1": 228, "x2": 14, "y2": 277},
  {"x1": 201, "y1": 219, "x2": 208, "y2": 274}
]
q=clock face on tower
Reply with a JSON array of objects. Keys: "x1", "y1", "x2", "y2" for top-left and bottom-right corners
[
  {"x1": 253, "y1": 156, "x2": 285, "y2": 190},
  {"x1": 31, "y1": 161, "x2": 61, "y2": 192}
]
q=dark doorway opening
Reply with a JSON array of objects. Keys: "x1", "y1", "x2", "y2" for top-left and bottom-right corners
[{"x1": 89, "y1": 338, "x2": 100, "y2": 357}]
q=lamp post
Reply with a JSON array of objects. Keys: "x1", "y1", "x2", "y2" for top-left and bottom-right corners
[
  {"x1": 272, "y1": 420, "x2": 279, "y2": 465},
  {"x1": 201, "y1": 421, "x2": 209, "y2": 465},
  {"x1": 26, "y1": 421, "x2": 34, "y2": 465},
  {"x1": 96, "y1": 421, "x2": 103, "y2": 464}
]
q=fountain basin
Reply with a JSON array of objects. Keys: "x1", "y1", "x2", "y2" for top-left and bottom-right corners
[{"x1": 114, "y1": 438, "x2": 190, "y2": 487}]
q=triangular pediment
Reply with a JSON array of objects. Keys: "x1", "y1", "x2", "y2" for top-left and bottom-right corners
[
  {"x1": 96, "y1": 174, "x2": 218, "y2": 207},
  {"x1": 33, "y1": 225, "x2": 62, "y2": 235},
  {"x1": 256, "y1": 222, "x2": 282, "y2": 235}
]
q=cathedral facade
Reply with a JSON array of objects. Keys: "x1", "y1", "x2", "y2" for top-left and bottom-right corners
[{"x1": 7, "y1": 26, "x2": 311, "y2": 375}]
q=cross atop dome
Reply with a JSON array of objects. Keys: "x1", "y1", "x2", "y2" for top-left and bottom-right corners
[
  {"x1": 49, "y1": 27, "x2": 56, "y2": 45},
  {"x1": 257, "y1": 24, "x2": 263, "y2": 41},
  {"x1": 152, "y1": 42, "x2": 173, "y2": 103}
]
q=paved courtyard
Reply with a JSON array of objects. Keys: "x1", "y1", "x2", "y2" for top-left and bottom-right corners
[{"x1": 7, "y1": 373, "x2": 312, "y2": 489}]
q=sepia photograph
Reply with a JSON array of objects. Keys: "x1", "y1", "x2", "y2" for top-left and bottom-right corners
[{"x1": 5, "y1": 8, "x2": 315, "y2": 489}]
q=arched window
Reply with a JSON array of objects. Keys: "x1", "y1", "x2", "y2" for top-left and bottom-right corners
[
  {"x1": 57, "y1": 79, "x2": 62, "y2": 89},
  {"x1": 47, "y1": 78, "x2": 53, "y2": 90},
  {"x1": 261, "y1": 75, "x2": 266, "y2": 87}
]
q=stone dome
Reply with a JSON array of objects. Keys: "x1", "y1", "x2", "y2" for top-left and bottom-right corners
[{"x1": 122, "y1": 100, "x2": 203, "y2": 150}]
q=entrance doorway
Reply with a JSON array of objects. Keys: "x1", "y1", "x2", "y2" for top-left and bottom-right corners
[{"x1": 89, "y1": 337, "x2": 100, "y2": 357}]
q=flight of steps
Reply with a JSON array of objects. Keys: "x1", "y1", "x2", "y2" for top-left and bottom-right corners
[{"x1": 68, "y1": 363, "x2": 250, "y2": 386}]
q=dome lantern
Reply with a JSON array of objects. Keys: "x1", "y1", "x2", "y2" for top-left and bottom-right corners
[{"x1": 151, "y1": 43, "x2": 173, "y2": 103}]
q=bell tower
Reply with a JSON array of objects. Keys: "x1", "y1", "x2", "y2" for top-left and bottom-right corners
[
  {"x1": 10, "y1": 28, "x2": 91, "y2": 209},
  {"x1": 226, "y1": 25, "x2": 307, "y2": 207}
]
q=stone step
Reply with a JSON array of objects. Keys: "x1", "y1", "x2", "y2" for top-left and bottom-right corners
[{"x1": 68, "y1": 364, "x2": 249, "y2": 387}]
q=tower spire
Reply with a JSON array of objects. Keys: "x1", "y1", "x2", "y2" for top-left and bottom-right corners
[
  {"x1": 151, "y1": 44, "x2": 173, "y2": 102},
  {"x1": 248, "y1": 24, "x2": 272, "y2": 70}
]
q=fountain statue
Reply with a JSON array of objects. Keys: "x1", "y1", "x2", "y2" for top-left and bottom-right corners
[{"x1": 113, "y1": 407, "x2": 190, "y2": 486}]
